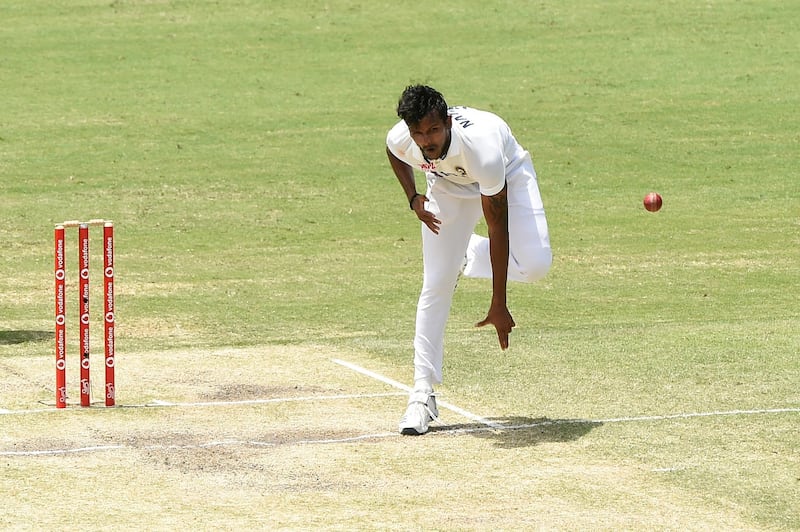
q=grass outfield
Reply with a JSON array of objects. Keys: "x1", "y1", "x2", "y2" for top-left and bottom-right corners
[{"x1": 1, "y1": 0, "x2": 798, "y2": 529}]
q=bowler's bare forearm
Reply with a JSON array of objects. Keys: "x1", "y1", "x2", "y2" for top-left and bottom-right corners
[
  {"x1": 482, "y1": 185, "x2": 510, "y2": 304},
  {"x1": 386, "y1": 148, "x2": 418, "y2": 204}
]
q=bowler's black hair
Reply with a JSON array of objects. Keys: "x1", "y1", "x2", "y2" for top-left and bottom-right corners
[{"x1": 396, "y1": 85, "x2": 448, "y2": 125}]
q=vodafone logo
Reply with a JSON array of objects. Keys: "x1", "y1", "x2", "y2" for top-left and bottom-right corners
[
  {"x1": 55, "y1": 329, "x2": 65, "y2": 363},
  {"x1": 105, "y1": 237, "x2": 114, "y2": 265},
  {"x1": 105, "y1": 282, "x2": 114, "y2": 312}
]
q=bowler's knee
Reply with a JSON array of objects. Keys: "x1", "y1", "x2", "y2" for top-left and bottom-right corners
[{"x1": 515, "y1": 247, "x2": 552, "y2": 283}]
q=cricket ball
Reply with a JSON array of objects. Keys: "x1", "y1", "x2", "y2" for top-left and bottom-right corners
[{"x1": 643, "y1": 192, "x2": 663, "y2": 212}]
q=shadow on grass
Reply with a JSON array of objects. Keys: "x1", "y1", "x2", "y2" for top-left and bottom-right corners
[
  {"x1": 0, "y1": 330, "x2": 52, "y2": 345},
  {"x1": 430, "y1": 416, "x2": 601, "y2": 448}
]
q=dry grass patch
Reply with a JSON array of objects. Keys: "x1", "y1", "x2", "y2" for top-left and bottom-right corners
[{"x1": 0, "y1": 345, "x2": 776, "y2": 529}]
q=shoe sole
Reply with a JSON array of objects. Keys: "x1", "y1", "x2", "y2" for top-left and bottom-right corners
[{"x1": 400, "y1": 427, "x2": 427, "y2": 436}]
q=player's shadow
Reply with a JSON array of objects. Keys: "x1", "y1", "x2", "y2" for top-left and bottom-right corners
[
  {"x1": 429, "y1": 416, "x2": 601, "y2": 448},
  {"x1": 0, "y1": 330, "x2": 52, "y2": 345}
]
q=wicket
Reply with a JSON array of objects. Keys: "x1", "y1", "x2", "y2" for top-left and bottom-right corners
[{"x1": 54, "y1": 219, "x2": 115, "y2": 408}]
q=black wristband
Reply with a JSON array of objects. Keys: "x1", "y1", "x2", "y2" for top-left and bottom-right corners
[{"x1": 409, "y1": 193, "x2": 421, "y2": 210}]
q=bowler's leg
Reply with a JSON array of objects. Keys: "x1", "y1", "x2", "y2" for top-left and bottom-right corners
[
  {"x1": 400, "y1": 181, "x2": 482, "y2": 435},
  {"x1": 463, "y1": 156, "x2": 551, "y2": 283},
  {"x1": 413, "y1": 181, "x2": 482, "y2": 387}
]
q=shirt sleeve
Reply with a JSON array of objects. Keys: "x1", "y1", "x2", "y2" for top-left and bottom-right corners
[
  {"x1": 386, "y1": 120, "x2": 416, "y2": 166},
  {"x1": 463, "y1": 131, "x2": 506, "y2": 196}
]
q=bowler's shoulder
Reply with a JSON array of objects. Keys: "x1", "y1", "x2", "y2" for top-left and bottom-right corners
[
  {"x1": 386, "y1": 119, "x2": 410, "y2": 145},
  {"x1": 386, "y1": 119, "x2": 416, "y2": 161},
  {"x1": 449, "y1": 106, "x2": 507, "y2": 134}
]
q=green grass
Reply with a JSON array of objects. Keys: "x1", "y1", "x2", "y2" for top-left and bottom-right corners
[{"x1": 1, "y1": 0, "x2": 798, "y2": 529}]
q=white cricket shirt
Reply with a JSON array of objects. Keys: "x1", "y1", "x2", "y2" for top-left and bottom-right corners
[{"x1": 386, "y1": 106, "x2": 530, "y2": 197}]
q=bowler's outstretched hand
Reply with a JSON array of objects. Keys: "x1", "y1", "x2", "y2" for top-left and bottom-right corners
[{"x1": 475, "y1": 302, "x2": 516, "y2": 350}]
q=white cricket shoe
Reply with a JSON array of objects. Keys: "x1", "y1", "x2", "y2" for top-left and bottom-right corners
[{"x1": 399, "y1": 390, "x2": 439, "y2": 436}]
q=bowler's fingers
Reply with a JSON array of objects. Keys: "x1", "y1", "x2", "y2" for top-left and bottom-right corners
[
  {"x1": 419, "y1": 212, "x2": 441, "y2": 234},
  {"x1": 498, "y1": 332, "x2": 510, "y2": 350},
  {"x1": 475, "y1": 317, "x2": 511, "y2": 350}
]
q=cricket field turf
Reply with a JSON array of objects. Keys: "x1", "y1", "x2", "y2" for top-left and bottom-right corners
[{"x1": 1, "y1": 1, "x2": 798, "y2": 529}]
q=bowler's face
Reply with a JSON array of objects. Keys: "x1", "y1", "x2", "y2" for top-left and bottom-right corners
[{"x1": 408, "y1": 111, "x2": 452, "y2": 161}]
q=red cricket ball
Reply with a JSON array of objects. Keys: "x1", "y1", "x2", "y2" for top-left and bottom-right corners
[{"x1": 643, "y1": 192, "x2": 663, "y2": 212}]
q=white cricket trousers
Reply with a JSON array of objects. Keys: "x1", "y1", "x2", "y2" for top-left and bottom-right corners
[{"x1": 412, "y1": 155, "x2": 551, "y2": 389}]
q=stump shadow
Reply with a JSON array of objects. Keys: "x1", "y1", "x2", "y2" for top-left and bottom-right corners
[{"x1": 0, "y1": 330, "x2": 53, "y2": 345}]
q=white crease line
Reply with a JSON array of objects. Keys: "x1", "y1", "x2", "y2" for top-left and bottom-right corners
[
  {"x1": 2, "y1": 408, "x2": 798, "y2": 457},
  {"x1": 332, "y1": 358, "x2": 505, "y2": 430},
  {"x1": 294, "y1": 432, "x2": 396, "y2": 445},
  {"x1": 0, "y1": 445, "x2": 126, "y2": 457},
  {"x1": 596, "y1": 407, "x2": 800, "y2": 424},
  {"x1": 144, "y1": 392, "x2": 405, "y2": 408},
  {"x1": 437, "y1": 407, "x2": 800, "y2": 435},
  {"x1": 0, "y1": 435, "x2": 398, "y2": 457},
  {"x1": 330, "y1": 359, "x2": 413, "y2": 393},
  {"x1": 0, "y1": 407, "x2": 60, "y2": 415},
  {"x1": 332, "y1": 359, "x2": 800, "y2": 432},
  {"x1": 0, "y1": 392, "x2": 406, "y2": 415}
]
